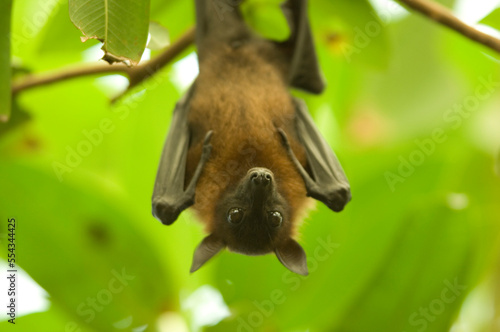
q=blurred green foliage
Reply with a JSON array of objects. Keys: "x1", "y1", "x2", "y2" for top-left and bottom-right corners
[
  {"x1": 1, "y1": 0, "x2": 500, "y2": 331},
  {"x1": 0, "y1": 0, "x2": 12, "y2": 121},
  {"x1": 480, "y1": 7, "x2": 500, "y2": 30},
  {"x1": 241, "y1": 0, "x2": 290, "y2": 41}
]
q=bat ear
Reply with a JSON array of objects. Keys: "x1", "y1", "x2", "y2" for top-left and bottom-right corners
[
  {"x1": 190, "y1": 234, "x2": 224, "y2": 273},
  {"x1": 275, "y1": 238, "x2": 308, "y2": 276}
]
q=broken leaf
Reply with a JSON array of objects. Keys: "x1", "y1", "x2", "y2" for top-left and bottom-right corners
[{"x1": 69, "y1": 0, "x2": 150, "y2": 65}]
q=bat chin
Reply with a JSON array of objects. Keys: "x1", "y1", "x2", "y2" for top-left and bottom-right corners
[{"x1": 226, "y1": 241, "x2": 273, "y2": 256}]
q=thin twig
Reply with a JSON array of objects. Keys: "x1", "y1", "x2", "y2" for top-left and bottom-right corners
[
  {"x1": 397, "y1": 0, "x2": 500, "y2": 53},
  {"x1": 12, "y1": 27, "x2": 196, "y2": 95},
  {"x1": 12, "y1": 64, "x2": 127, "y2": 94}
]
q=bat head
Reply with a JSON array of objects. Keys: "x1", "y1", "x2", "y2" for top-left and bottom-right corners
[{"x1": 190, "y1": 167, "x2": 308, "y2": 275}]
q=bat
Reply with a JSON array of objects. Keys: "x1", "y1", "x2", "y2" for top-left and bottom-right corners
[{"x1": 152, "y1": 0, "x2": 351, "y2": 275}]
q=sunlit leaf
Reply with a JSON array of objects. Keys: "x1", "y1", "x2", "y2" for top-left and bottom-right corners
[
  {"x1": 480, "y1": 7, "x2": 500, "y2": 31},
  {"x1": 69, "y1": 0, "x2": 150, "y2": 64},
  {"x1": 148, "y1": 21, "x2": 170, "y2": 51}
]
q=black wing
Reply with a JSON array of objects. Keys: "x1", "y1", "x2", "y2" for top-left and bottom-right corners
[
  {"x1": 276, "y1": 0, "x2": 349, "y2": 211},
  {"x1": 277, "y1": 0, "x2": 325, "y2": 94},
  {"x1": 152, "y1": 86, "x2": 212, "y2": 225},
  {"x1": 279, "y1": 98, "x2": 351, "y2": 212}
]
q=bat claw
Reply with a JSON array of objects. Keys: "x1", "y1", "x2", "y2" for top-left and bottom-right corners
[
  {"x1": 201, "y1": 131, "x2": 213, "y2": 161},
  {"x1": 203, "y1": 130, "x2": 214, "y2": 144},
  {"x1": 277, "y1": 128, "x2": 291, "y2": 150}
]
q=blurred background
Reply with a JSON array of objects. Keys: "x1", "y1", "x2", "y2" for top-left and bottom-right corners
[{"x1": 1, "y1": 0, "x2": 500, "y2": 331}]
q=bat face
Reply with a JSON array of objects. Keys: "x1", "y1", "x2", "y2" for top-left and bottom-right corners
[
  {"x1": 213, "y1": 167, "x2": 291, "y2": 255},
  {"x1": 189, "y1": 166, "x2": 309, "y2": 275}
]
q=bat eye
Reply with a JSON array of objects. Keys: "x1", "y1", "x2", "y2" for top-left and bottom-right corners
[
  {"x1": 227, "y1": 208, "x2": 244, "y2": 224},
  {"x1": 269, "y1": 211, "x2": 283, "y2": 228}
]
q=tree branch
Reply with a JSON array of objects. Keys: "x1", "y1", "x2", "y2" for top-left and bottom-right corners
[
  {"x1": 12, "y1": 1, "x2": 500, "y2": 97},
  {"x1": 12, "y1": 27, "x2": 195, "y2": 95},
  {"x1": 397, "y1": 0, "x2": 500, "y2": 54}
]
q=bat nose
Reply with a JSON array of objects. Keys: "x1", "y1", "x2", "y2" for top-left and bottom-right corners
[{"x1": 249, "y1": 168, "x2": 273, "y2": 186}]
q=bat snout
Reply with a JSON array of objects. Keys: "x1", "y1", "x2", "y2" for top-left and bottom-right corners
[{"x1": 248, "y1": 168, "x2": 273, "y2": 187}]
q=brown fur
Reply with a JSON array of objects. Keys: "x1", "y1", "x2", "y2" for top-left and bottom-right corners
[{"x1": 185, "y1": 42, "x2": 311, "y2": 238}]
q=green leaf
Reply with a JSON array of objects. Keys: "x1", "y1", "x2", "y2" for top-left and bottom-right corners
[
  {"x1": 69, "y1": 0, "x2": 150, "y2": 65},
  {"x1": 480, "y1": 8, "x2": 500, "y2": 31},
  {"x1": 241, "y1": 0, "x2": 290, "y2": 41},
  {"x1": 148, "y1": 21, "x2": 170, "y2": 50},
  {"x1": 0, "y1": 162, "x2": 174, "y2": 331},
  {"x1": 0, "y1": 0, "x2": 12, "y2": 122}
]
